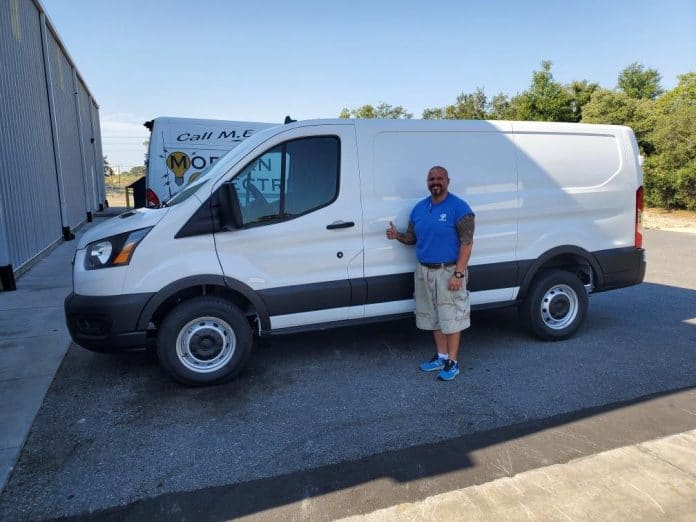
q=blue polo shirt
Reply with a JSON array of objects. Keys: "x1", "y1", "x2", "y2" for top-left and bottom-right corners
[{"x1": 410, "y1": 193, "x2": 474, "y2": 264}]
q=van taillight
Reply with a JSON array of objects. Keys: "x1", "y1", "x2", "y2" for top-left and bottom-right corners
[
  {"x1": 146, "y1": 189, "x2": 160, "y2": 207},
  {"x1": 635, "y1": 186, "x2": 644, "y2": 249}
]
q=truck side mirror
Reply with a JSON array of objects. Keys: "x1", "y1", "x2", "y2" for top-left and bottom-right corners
[{"x1": 218, "y1": 182, "x2": 243, "y2": 229}]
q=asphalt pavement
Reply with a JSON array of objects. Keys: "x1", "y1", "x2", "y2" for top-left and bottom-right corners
[{"x1": 0, "y1": 221, "x2": 694, "y2": 520}]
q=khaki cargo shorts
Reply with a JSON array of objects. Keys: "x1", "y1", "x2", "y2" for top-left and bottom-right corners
[{"x1": 414, "y1": 265, "x2": 471, "y2": 334}]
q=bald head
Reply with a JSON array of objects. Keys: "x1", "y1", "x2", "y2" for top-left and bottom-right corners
[
  {"x1": 427, "y1": 165, "x2": 450, "y2": 201},
  {"x1": 428, "y1": 166, "x2": 449, "y2": 179}
]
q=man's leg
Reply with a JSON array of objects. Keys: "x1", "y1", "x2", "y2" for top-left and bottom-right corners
[
  {"x1": 433, "y1": 329, "x2": 448, "y2": 355},
  {"x1": 445, "y1": 331, "x2": 461, "y2": 362}
]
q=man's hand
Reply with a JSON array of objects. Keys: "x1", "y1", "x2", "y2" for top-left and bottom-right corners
[
  {"x1": 386, "y1": 221, "x2": 398, "y2": 240},
  {"x1": 448, "y1": 275, "x2": 463, "y2": 291}
]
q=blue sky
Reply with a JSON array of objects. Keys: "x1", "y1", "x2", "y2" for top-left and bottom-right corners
[{"x1": 41, "y1": 0, "x2": 696, "y2": 169}]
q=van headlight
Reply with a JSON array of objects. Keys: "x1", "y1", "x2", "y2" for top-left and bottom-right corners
[{"x1": 85, "y1": 227, "x2": 152, "y2": 270}]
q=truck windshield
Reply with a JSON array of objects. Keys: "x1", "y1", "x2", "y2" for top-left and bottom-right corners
[{"x1": 165, "y1": 125, "x2": 280, "y2": 206}]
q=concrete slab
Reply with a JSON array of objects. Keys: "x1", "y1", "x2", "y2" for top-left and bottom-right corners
[
  {"x1": 0, "y1": 307, "x2": 66, "y2": 340},
  {"x1": 639, "y1": 430, "x2": 696, "y2": 477},
  {"x1": 0, "y1": 334, "x2": 70, "y2": 381},
  {"x1": 340, "y1": 430, "x2": 696, "y2": 521},
  {"x1": 0, "y1": 376, "x2": 52, "y2": 450},
  {"x1": 0, "y1": 288, "x2": 72, "y2": 310}
]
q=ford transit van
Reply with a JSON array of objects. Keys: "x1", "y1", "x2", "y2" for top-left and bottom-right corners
[
  {"x1": 144, "y1": 117, "x2": 275, "y2": 207},
  {"x1": 66, "y1": 119, "x2": 646, "y2": 385}
]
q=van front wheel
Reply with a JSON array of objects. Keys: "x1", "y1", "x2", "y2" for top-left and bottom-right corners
[
  {"x1": 521, "y1": 270, "x2": 588, "y2": 341},
  {"x1": 157, "y1": 297, "x2": 252, "y2": 385}
]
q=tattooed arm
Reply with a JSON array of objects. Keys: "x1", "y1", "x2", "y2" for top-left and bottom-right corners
[
  {"x1": 454, "y1": 214, "x2": 475, "y2": 272},
  {"x1": 386, "y1": 221, "x2": 417, "y2": 245}
]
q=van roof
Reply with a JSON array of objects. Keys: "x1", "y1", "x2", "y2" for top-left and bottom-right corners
[{"x1": 283, "y1": 118, "x2": 629, "y2": 135}]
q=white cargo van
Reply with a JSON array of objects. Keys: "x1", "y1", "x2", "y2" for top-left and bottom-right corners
[
  {"x1": 144, "y1": 117, "x2": 276, "y2": 206},
  {"x1": 66, "y1": 119, "x2": 646, "y2": 385}
]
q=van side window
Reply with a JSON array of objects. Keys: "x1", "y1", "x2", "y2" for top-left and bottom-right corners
[{"x1": 230, "y1": 136, "x2": 339, "y2": 226}]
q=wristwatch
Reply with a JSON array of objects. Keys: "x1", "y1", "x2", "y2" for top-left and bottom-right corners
[{"x1": 453, "y1": 271, "x2": 465, "y2": 279}]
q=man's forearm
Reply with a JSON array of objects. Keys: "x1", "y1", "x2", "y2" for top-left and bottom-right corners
[
  {"x1": 397, "y1": 231, "x2": 416, "y2": 245},
  {"x1": 397, "y1": 222, "x2": 416, "y2": 245},
  {"x1": 456, "y1": 243, "x2": 473, "y2": 272}
]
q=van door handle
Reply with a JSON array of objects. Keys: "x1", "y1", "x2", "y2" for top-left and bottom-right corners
[{"x1": 326, "y1": 221, "x2": 355, "y2": 230}]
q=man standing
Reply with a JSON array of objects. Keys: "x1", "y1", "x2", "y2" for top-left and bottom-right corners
[{"x1": 386, "y1": 166, "x2": 475, "y2": 381}]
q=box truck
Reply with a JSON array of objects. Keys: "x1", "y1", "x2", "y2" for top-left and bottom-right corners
[{"x1": 66, "y1": 118, "x2": 646, "y2": 385}]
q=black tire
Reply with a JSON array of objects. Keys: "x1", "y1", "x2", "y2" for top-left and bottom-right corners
[
  {"x1": 520, "y1": 269, "x2": 588, "y2": 341},
  {"x1": 157, "y1": 296, "x2": 253, "y2": 386}
]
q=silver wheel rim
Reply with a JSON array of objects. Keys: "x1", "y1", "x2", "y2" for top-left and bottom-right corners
[
  {"x1": 175, "y1": 316, "x2": 236, "y2": 373},
  {"x1": 540, "y1": 284, "x2": 578, "y2": 330}
]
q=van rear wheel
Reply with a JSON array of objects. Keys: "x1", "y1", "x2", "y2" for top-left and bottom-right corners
[
  {"x1": 521, "y1": 269, "x2": 588, "y2": 341},
  {"x1": 157, "y1": 297, "x2": 252, "y2": 385}
]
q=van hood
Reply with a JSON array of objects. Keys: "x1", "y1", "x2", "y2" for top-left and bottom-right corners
[{"x1": 77, "y1": 207, "x2": 170, "y2": 249}]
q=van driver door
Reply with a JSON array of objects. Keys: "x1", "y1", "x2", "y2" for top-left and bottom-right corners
[{"x1": 212, "y1": 124, "x2": 364, "y2": 331}]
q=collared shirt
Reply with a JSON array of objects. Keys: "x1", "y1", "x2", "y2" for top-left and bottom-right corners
[{"x1": 409, "y1": 193, "x2": 474, "y2": 264}]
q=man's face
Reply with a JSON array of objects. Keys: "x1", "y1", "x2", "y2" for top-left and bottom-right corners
[{"x1": 427, "y1": 168, "x2": 449, "y2": 197}]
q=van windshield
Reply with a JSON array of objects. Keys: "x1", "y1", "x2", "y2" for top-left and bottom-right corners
[{"x1": 164, "y1": 125, "x2": 280, "y2": 206}]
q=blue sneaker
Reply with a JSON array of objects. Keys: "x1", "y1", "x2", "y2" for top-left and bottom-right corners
[
  {"x1": 419, "y1": 355, "x2": 446, "y2": 372},
  {"x1": 437, "y1": 360, "x2": 460, "y2": 381}
]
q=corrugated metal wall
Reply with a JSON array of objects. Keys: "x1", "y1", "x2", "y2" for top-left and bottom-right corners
[
  {"x1": 0, "y1": 0, "x2": 105, "y2": 287},
  {"x1": 76, "y1": 80, "x2": 98, "y2": 211},
  {"x1": 0, "y1": 0, "x2": 62, "y2": 272},
  {"x1": 45, "y1": 26, "x2": 87, "y2": 229},
  {"x1": 90, "y1": 101, "x2": 105, "y2": 205}
]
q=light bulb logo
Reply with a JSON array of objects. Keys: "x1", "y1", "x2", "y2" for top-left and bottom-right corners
[{"x1": 166, "y1": 152, "x2": 190, "y2": 186}]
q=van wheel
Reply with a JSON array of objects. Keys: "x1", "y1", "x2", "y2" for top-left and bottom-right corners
[
  {"x1": 520, "y1": 269, "x2": 588, "y2": 341},
  {"x1": 157, "y1": 297, "x2": 252, "y2": 386}
]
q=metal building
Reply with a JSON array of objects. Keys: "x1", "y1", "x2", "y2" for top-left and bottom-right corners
[{"x1": 0, "y1": 0, "x2": 105, "y2": 291}]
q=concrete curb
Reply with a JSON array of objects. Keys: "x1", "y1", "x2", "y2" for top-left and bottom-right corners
[{"x1": 339, "y1": 430, "x2": 696, "y2": 521}]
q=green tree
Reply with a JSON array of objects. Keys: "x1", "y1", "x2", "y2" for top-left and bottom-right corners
[
  {"x1": 339, "y1": 102, "x2": 412, "y2": 119},
  {"x1": 567, "y1": 80, "x2": 600, "y2": 122},
  {"x1": 581, "y1": 88, "x2": 654, "y2": 154},
  {"x1": 422, "y1": 88, "x2": 490, "y2": 120},
  {"x1": 617, "y1": 62, "x2": 663, "y2": 100},
  {"x1": 509, "y1": 61, "x2": 574, "y2": 122},
  {"x1": 422, "y1": 107, "x2": 445, "y2": 119},
  {"x1": 488, "y1": 93, "x2": 513, "y2": 120},
  {"x1": 643, "y1": 73, "x2": 696, "y2": 209}
]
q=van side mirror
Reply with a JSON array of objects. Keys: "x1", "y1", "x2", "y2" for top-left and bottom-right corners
[{"x1": 218, "y1": 182, "x2": 243, "y2": 229}]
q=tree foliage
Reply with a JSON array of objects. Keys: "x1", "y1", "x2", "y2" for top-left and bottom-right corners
[
  {"x1": 581, "y1": 88, "x2": 655, "y2": 153},
  {"x1": 339, "y1": 102, "x2": 412, "y2": 119},
  {"x1": 642, "y1": 73, "x2": 696, "y2": 209},
  {"x1": 617, "y1": 62, "x2": 664, "y2": 100},
  {"x1": 337, "y1": 62, "x2": 695, "y2": 209},
  {"x1": 508, "y1": 61, "x2": 575, "y2": 122},
  {"x1": 423, "y1": 88, "x2": 488, "y2": 120}
]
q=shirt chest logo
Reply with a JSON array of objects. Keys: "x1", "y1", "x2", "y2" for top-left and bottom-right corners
[{"x1": 438, "y1": 213, "x2": 447, "y2": 222}]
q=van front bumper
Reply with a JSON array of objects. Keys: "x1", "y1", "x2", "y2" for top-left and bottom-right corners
[{"x1": 64, "y1": 292, "x2": 155, "y2": 352}]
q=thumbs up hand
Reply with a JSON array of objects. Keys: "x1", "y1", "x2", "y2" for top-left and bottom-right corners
[{"x1": 386, "y1": 221, "x2": 398, "y2": 240}]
